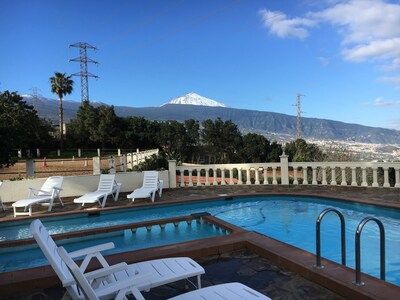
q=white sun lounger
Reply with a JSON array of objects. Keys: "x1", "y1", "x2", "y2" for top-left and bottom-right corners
[
  {"x1": 57, "y1": 247, "x2": 270, "y2": 300},
  {"x1": 127, "y1": 171, "x2": 163, "y2": 203},
  {"x1": 74, "y1": 174, "x2": 122, "y2": 208},
  {"x1": 12, "y1": 176, "x2": 64, "y2": 217},
  {"x1": 31, "y1": 219, "x2": 204, "y2": 300}
]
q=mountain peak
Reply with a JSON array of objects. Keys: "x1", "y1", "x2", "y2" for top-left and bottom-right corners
[{"x1": 162, "y1": 92, "x2": 227, "y2": 107}]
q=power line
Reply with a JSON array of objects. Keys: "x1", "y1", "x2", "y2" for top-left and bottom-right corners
[{"x1": 69, "y1": 42, "x2": 99, "y2": 102}]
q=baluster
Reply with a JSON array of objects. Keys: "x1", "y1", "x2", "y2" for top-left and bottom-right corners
[
  {"x1": 293, "y1": 166, "x2": 298, "y2": 185},
  {"x1": 383, "y1": 167, "x2": 390, "y2": 187},
  {"x1": 255, "y1": 168, "x2": 260, "y2": 184},
  {"x1": 213, "y1": 168, "x2": 218, "y2": 185},
  {"x1": 264, "y1": 168, "x2": 269, "y2": 185},
  {"x1": 351, "y1": 167, "x2": 357, "y2": 186},
  {"x1": 205, "y1": 168, "x2": 210, "y2": 186},
  {"x1": 341, "y1": 168, "x2": 347, "y2": 186},
  {"x1": 188, "y1": 169, "x2": 193, "y2": 187},
  {"x1": 272, "y1": 167, "x2": 277, "y2": 185},
  {"x1": 246, "y1": 168, "x2": 251, "y2": 185},
  {"x1": 302, "y1": 166, "x2": 308, "y2": 185},
  {"x1": 197, "y1": 168, "x2": 202, "y2": 187},
  {"x1": 331, "y1": 167, "x2": 337, "y2": 185},
  {"x1": 322, "y1": 167, "x2": 327, "y2": 185},
  {"x1": 361, "y1": 167, "x2": 368, "y2": 187},
  {"x1": 221, "y1": 168, "x2": 226, "y2": 185},
  {"x1": 395, "y1": 168, "x2": 400, "y2": 188},
  {"x1": 372, "y1": 167, "x2": 379, "y2": 187},
  {"x1": 180, "y1": 170, "x2": 185, "y2": 187},
  {"x1": 238, "y1": 168, "x2": 243, "y2": 185},
  {"x1": 229, "y1": 168, "x2": 234, "y2": 185},
  {"x1": 312, "y1": 167, "x2": 317, "y2": 185}
]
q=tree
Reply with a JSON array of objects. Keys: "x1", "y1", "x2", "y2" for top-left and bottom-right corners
[
  {"x1": 0, "y1": 91, "x2": 54, "y2": 167},
  {"x1": 239, "y1": 133, "x2": 270, "y2": 162},
  {"x1": 285, "y1": 139, "x2": 325, "y2": 162},
  {"x1": 50, "y1": 72, "x2": 73, "y2": 150},
  {"x1": 68, "y1": 100, "x2": 98, "y2": 148}
]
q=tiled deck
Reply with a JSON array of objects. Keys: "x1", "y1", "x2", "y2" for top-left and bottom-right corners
[{"x1": 1, "y1": 185, "x2": 400, "y2": 299}]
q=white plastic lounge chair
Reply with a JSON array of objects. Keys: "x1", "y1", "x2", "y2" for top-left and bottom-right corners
[
  {"x1": 30, "y1": 219, "x2": 204, "y2": 300},
  {"x1": 168, "y1": 282, "x2": 272, "y2": 300},
  {"x1": 74, "y1": 174, "x2": 122, "y2": 208},
  {"x1": 57, "y1": 249, "x2": 270, "y2": 300},
  {"x1": 12, "y1": 176, "x2": 64, "y2": 217},
  {"x1": 127, "y1": 171, "x2": 163, "y2": 203}
]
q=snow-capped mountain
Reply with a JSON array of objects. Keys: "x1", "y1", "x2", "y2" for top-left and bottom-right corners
[{"x1": 162, "y1": 92, "x2": 227, "y2": 107}]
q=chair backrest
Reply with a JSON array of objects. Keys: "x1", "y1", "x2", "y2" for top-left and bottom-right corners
[
  {"x1": 97, "y1": 174, "x2": 116, "y2": 193},
  {"x1": 30, "y1": 219, "x2": 81, "y2": 299},
  {"x1": 57, "y1": 246, "x2": 99, "y2": 300},
  {"x1": 38, "y1": 176, "x2": 64, "y2": 196},
  {"x1": 142, "y1": 171, "x2": 159, "y2": 189}
]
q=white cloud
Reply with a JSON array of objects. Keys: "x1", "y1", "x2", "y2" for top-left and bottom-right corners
[
  {"x1": 379, "y1": 76, "x2": 400, "y2": 87},
  {"x1": 372, "y1": 97, "x2": 400, "y2": 107},
  {"x1": 259, "y1": 9, "x2": 316, "y2": 40},
  {"x1": 312, "y1": 0, "x2": 400, "y2": 45},
  {"x1": 342, "y1": 38, "x2": 400, "y2": 62},
  {"x1": 260, "y1": 1, "x2": 400, "y2": 71}
]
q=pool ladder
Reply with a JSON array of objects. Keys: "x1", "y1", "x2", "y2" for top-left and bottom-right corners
[{"x1": 315, "y1": 208, "x2": 385, "y2": 286}]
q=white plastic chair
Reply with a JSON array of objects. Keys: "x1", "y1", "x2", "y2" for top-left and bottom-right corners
[
  {"x1": 30, "y1": 219, "x2": 204, "y2": 300},
  {"x1": 127, "y1": 171, "x2": 163, "y2": 203},
  {"x1": 12, "y1": 176, "x2": 64, "y2": 217},
  {"x1": 74, "y1": 174, "x2": 122, "y2": 208}
]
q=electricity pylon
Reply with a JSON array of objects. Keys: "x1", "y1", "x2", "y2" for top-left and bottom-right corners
[
  {"x1": 69, "y1": 42, "x2": 99, "y2": 102},
  {"x1": 295, "y1": 93, "x2": 305, "y2": 139}
]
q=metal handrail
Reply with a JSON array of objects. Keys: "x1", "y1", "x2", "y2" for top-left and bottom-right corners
[
  {"x1": 315, "y1": 208, "x2": 346, "y2": 268},
  {"x1": 353, "y1": 217, "x2": 385, "y2": 286}
]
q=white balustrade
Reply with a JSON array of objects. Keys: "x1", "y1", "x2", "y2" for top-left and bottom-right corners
[{"x1": 172, "y1": 161, "x2": 400, "y2": 189}]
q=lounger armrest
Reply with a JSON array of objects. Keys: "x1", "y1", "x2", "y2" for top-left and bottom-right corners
[
  {"x1": 69, "y1": 242, "x2": 115, "y2": 258},
  {"x1": 53, "y1": 187, "x2": 63, "y2": 191},
  {"x1": 62, "y1": 262, "x2": 128, "y2": 287},
  {"x1": 84, "y1": 262, "x2": 128, "y2": 280}
]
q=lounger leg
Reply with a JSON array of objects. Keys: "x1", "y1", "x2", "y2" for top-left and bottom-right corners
[
  {"x1": 13, "y1": 206, "x2": 17, "y2": 218},
  {"x1": 197, "y1": 275, "x2": 201, "y2": 289}
]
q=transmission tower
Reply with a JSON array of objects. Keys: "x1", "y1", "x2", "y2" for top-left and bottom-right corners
[
  {"x1": 69, "y1": 42, "x2": 99, "y2": 102},
  {"x1": 29, "y1": 87, "x2": 41, "y2": 110},
  {"x1": 295, "y1": 93, "x2": 305, "y2": 139}
]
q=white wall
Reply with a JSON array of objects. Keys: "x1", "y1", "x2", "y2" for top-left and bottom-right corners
[{"x1": 0, "y1": 170, "x2": 169, "y2": 203}]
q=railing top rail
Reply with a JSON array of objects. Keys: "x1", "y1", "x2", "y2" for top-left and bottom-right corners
[{"x1": 178, "y1": 162, "x2": 281, "y2": 169}]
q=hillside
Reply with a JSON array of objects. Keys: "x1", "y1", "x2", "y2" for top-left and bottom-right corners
[{"x1": 23, "y1": 95, "x2": 400, "y2": 144}]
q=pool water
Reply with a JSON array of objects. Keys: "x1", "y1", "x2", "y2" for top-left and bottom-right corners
[
  {"x1": 0, "y1": 221, "x2": 226, "y2": 272},
  {"x1": 1, "y1": 195, "x2": 400, "y2": 286}
]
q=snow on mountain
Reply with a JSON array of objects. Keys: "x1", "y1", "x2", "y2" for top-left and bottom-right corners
[{"x1": 162, "y1": 92, "x2": 227, "y2": 107}]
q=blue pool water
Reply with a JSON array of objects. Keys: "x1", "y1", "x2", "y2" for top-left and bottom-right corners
[{"x1": 1, "y1": 195, "x2": 400, "y2": 286}]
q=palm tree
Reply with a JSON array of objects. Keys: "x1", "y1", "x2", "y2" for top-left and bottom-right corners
[{"x1": 50, "y1": 72, "x2": 73, "y2": 150}]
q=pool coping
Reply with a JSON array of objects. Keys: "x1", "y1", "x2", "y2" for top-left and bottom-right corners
[
  {"x1": 0, "y1": 215, "x2": 399, "y2": 299},
  {"x1": 1, "y1": 188, "x2": 400, "y2": 224}
]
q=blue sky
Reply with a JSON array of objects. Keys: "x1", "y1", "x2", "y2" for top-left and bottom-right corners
[{"x1": 1, "y1": 0, "x2": 400, "y2": 130}]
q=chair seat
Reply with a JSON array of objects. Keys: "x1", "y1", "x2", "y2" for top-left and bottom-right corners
[
  {"x1": 127, "y1": 188, "x2": 154, "y2": 199},
  {"x1": 12, "y1": 196, "x2": 52, "y2": 208},
  {"x1": 74, "y1": 191, "x2": 109, "y2": 204}
]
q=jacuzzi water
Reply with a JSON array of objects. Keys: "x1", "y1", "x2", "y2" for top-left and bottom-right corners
[{"x1": 0, "y1": 195, "x2": 399, "y2": 286}]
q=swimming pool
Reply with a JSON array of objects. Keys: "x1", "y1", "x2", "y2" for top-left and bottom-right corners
[{"x1": 1, "y1": 195, "x2": 399, "y2": 286}]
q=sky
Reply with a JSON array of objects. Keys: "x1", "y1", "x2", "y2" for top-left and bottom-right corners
[{"x1": 1, "y1": 0, "x2": 400, "y2": 130}]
